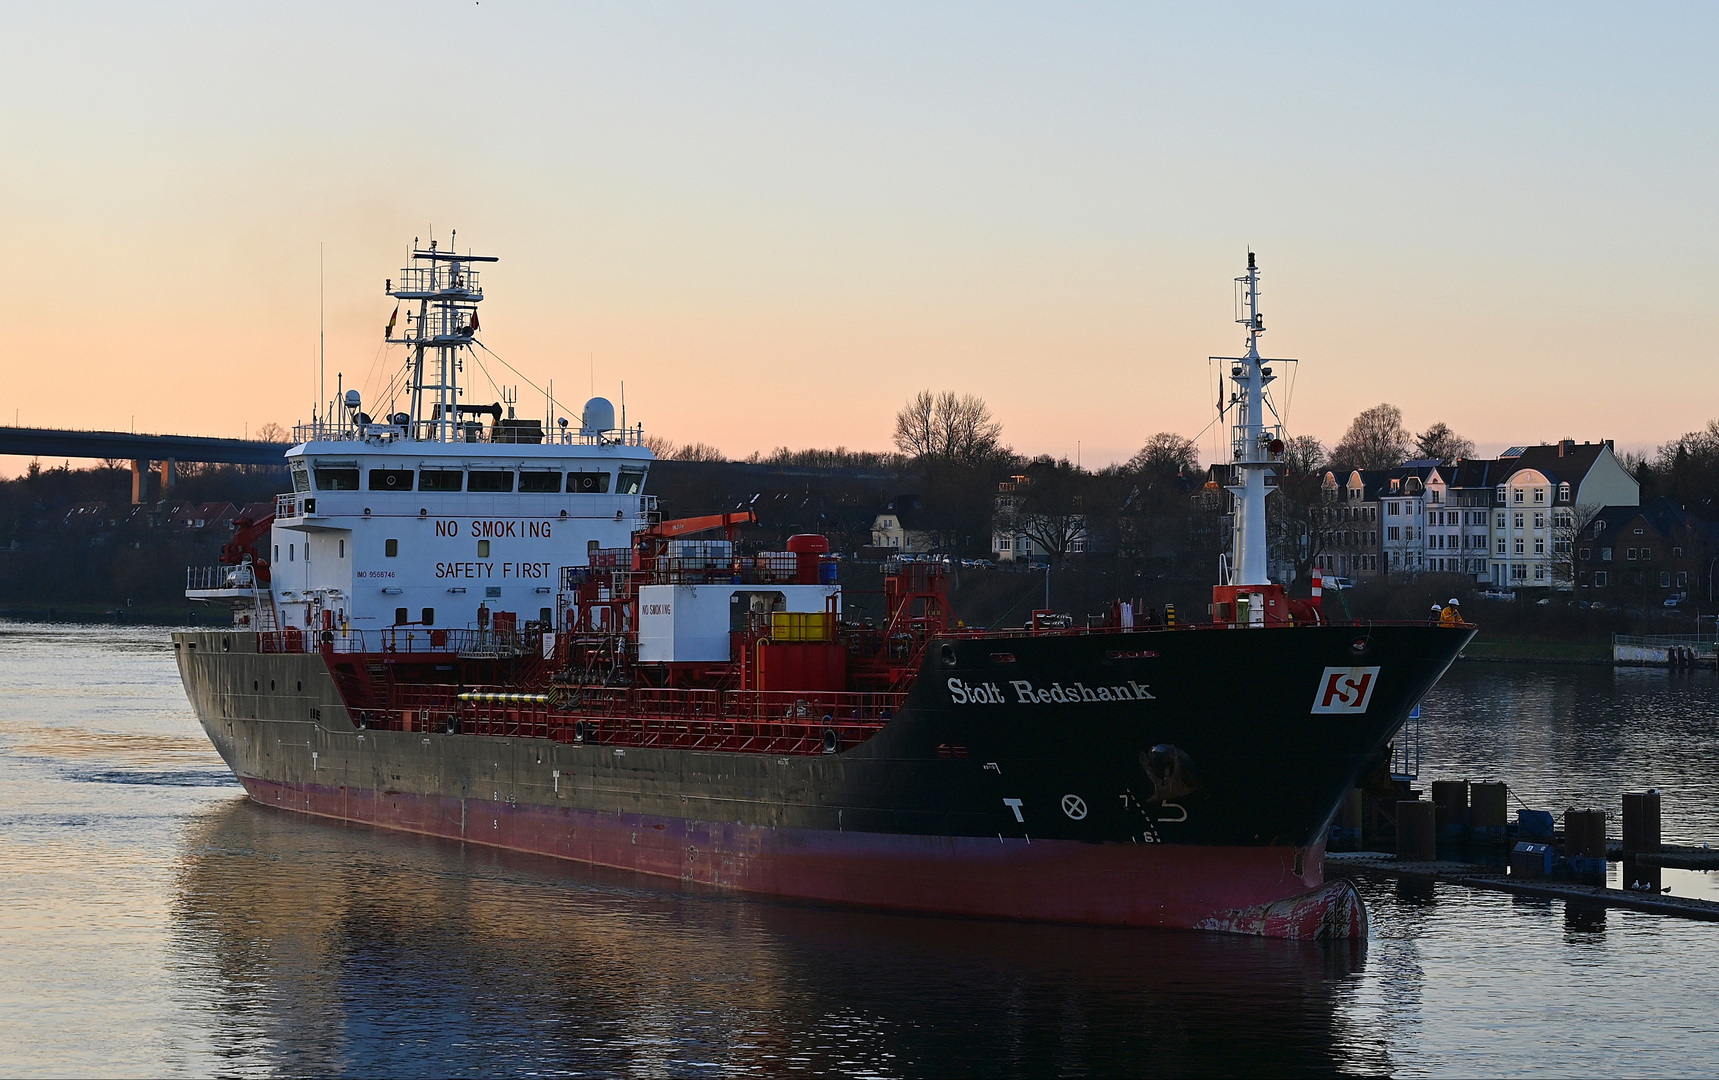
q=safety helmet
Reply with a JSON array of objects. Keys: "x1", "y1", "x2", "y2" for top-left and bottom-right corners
[{"x1": 1449, "y1": 598, "x2": 1461, "y2": 605}]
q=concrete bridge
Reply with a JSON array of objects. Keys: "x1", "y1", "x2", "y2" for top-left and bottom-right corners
[{"x1": 0, "y1": 426, "x2": 290, "y2": 502}]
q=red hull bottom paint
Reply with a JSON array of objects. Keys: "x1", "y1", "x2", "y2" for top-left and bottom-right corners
[{"x1": 241, "y1": 776, "x2": 1365, "y2": 939}]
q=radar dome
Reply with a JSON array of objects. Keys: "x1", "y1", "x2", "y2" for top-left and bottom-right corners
[
  {"x1": 580, "y1": 397, "x2": 616, "y2": 436},
  {"x1": 344, "y1": 390, "x2": 362, "y2": 408}
]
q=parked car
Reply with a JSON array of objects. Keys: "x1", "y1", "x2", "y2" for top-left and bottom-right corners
[
  {"x1": 1478, "y1": 589, "x2": 1517, "y2": 601},
  {"x1": 1664, "y1": 592, "x2": 1687, "y2": 608},
  {"x1": 1324, "y1": 576, "x2": 1356, "y2": 590}
]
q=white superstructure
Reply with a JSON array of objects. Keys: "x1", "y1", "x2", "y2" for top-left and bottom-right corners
[{"x1": 189, "y1": 240, "x2": 656, "y2": 634}]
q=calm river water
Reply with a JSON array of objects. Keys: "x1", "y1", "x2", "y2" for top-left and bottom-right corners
[{"x1": 1, "y1": 622, "x2": 1716, "y2": 1078}]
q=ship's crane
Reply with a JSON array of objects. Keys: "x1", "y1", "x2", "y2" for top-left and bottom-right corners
[
  {"x1": 632, "y1": 510, "x2": 756, "y2": 572},
  {"x1": 219, "y1": 513, "x2": 275, "y2": 583}
]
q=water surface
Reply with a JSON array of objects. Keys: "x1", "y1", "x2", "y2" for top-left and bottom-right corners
[{"x1": 1, "y1": 623, "x2": 1715, "y2": 1077}]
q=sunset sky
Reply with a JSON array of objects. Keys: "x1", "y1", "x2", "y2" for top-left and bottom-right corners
[{"x1": 2, "y1": 3, "x2": 1714, "y2": 473}]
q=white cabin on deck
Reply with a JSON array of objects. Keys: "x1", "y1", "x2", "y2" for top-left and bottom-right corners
[
  {"x1": 186, "y1": 237, "x2": 662, "y2": 635},
  {"x1": 266, "y1": 437, "x2": 654, "y2": 634}
]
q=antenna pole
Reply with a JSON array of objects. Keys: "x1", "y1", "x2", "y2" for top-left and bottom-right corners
[{"x1": 319, "y1": 243, "x2": 325, "y2": 432}]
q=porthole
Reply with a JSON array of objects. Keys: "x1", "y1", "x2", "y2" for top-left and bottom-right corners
[
  {"x1": 270, "y1": 680, "x2": 276, "y2": 691},
  {"x1": 253, "y1": 680, "x2": 259, "y2": 691},
  {"x1": 296, "y1": 680, "x2": 302, "y2": 692}
]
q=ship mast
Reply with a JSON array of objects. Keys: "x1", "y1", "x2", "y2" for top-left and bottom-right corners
[
  {"x1": 386, "y1": 237, "x2": 499, "y2": 442},
  {"x1": 1221, "y1": 251, "x2": 1284, "y2": 587}
]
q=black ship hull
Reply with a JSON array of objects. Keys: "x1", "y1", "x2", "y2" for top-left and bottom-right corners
[{"x1": 173, "y1": 622, "x2": 1470, "y2": 936}]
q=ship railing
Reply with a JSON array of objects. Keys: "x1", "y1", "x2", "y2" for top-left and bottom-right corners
[
  {"x1": 289, "y1": 418, "x2": 653, "y2": 449},
  {"x1": 308, "y1": 627, "x2": 540, "y2": 657},
  {"x1": 381, "y1": 684, "x2": 909, "y2": 754},
  {"x1": 187, "y1": 564, "x2": 257, "y2": 591},
  {"x1": 392, "y1": 264, "x2": 484, "y2": 296},
  {"x1": 259, "y1": 628, "x2": 307, "y2": 654},
  {"x1": 938, "y1": 617, "x2": 1453, "y2": 639}
]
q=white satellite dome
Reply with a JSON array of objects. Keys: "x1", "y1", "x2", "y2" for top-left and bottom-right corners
[{"x1": 580, "y1": 396, "x2": 616, "y2": 436}]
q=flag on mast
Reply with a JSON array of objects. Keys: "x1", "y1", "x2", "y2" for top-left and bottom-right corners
[{"x1": 384, "y1": 305, "x2": 398, "y2": 338}]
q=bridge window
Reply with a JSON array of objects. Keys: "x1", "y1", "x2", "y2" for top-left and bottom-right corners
[
  {"x1": 419, "y1": 470, "x2": 463, "y2": 492},
  {"x1": 368, "y1": 469, "x2": 414, "y2": 491},
  {"x1": 567, "y1": 471, "x2": 611, "y2": 493},
  {"x1": 519, "y1": 471, "x2": 561, "y2": 493},
  {"x1": 468, "y1": 470, "x2": 514, "y2": 493},
  {"x1": 617, "y1": 467, "x2": 647, "y2": 495},
  {"x1": 291, "y1": 464, "x2": 310, "y2": 493},
  {"x1": 313, "y1": 467, "x2": 360, "y2": 490}
]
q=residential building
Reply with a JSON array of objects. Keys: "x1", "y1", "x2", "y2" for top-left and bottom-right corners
[
  {"x1": 1487, "y1": 440, "x2": 1638, "y2": 589},
  {"x1": 870, "y1": 498, "x2": 936, "y2": 553},
  {"x1": 1441, "y1": 458, "x2": 1507, "y2": 581},
  {"x1": 1574, "y1": 498, "x2": 1719, "y2": 604},
  {"x1": 1378, "y1": 465, "x2": 1440, "y2": 576},
  {"x1": 1313, "y1": 469, "x2": 1382, "y2": 580}
]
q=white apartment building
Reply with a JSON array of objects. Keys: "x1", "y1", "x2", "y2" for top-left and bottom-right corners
[{"x1": 1486, "y1": 441, "x2": 1638, "y2": 589}]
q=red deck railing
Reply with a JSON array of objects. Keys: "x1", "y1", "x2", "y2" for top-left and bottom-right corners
[{"x1": 350, "y1": 685, "x2": 907, "y2": 756}]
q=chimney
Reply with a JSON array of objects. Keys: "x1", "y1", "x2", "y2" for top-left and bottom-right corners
[{"x1": 1558, "y1": 439, "x2": 1576, "y2": 457}]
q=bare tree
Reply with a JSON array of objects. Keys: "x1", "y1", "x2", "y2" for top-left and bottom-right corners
[
  {"x1": 1125, "y1": 432, "x2": 1199, "y2": 478},
  {"x1": 670, "y1": 442, "x2": 726, "y2": 462},
  {"x1": 255, "y1": 422, "x2": 289, "y2": 443},
  {"x1": 997, "y1": 458, "x2": 1087, "y2": 565},
  {"x1": 1267, "y1": 434, "x2": 1333, "y2": 585},
  {"x1": 642, "y1": 434, "x2": 677, "y2": 458},
  {"x1": 1331, "y1": 403, "x2": 1409, "y2": 472},
  {"x1": 1414, "y1": 422, "x2": 1475, "y2": 464},
  {"x1": 892, "y1": 391, "x2": 1004, "y2": 466},
  {"x1": 1549, "y1": 502, "x2": 1603, "y2": 590}
]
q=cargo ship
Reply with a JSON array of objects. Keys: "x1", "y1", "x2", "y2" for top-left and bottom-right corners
[{"x1": 174, "y1": 243, "x2": 1471, "y2": 937}]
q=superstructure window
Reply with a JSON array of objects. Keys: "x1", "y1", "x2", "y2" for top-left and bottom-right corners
[
  {"x1": 314, "y1": 468, "x2": 360, "y2": 490},
  {"x1": 395, "y1": 608, "x2": 409, "y2": 625},
  {"x1": 567, "y1": 471, "x2": 610, "y2": 494},
  {"x1": 519, "y1": 471, "x2": 561, "y2": 493},
  {"x1": 422, "y1": 607, "x2": 435, "y2": 625},
  {"x1": 385, "y1": 539, "x2": 399, "y2": 557},
  {"x1": 468, "y1": 470, "x2": 514, "y2": 492},
  {"x1": 291, "y1": 464, "x2": 310, "y2": 493},
  {"x1": 616, "y1": 467, "x2": 647, "y2": 495},
  {"x1": 369, "y1": 469, "x2": 414, "y2": 491},
  {"x1": 419, "y1": 470, "x2": 463, "y2": 492}
]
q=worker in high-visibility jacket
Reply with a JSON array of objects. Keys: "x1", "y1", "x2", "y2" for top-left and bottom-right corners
[{"x1": 1439, "y1": 598, "x2": 1465, "y2": 627}]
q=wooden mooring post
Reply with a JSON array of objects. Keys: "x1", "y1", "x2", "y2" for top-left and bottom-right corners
[{"x1": 1331, "y1": 785, "x2": 1719, "y2": 922}]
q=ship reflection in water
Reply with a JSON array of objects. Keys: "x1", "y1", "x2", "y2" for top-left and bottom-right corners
[
  {"x1": 172, "y1": 799, "x2": 1378, "y2": 1077},
  {"x1": 9, "y1": 625, "x2": 1719, "y2": 1076}
]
